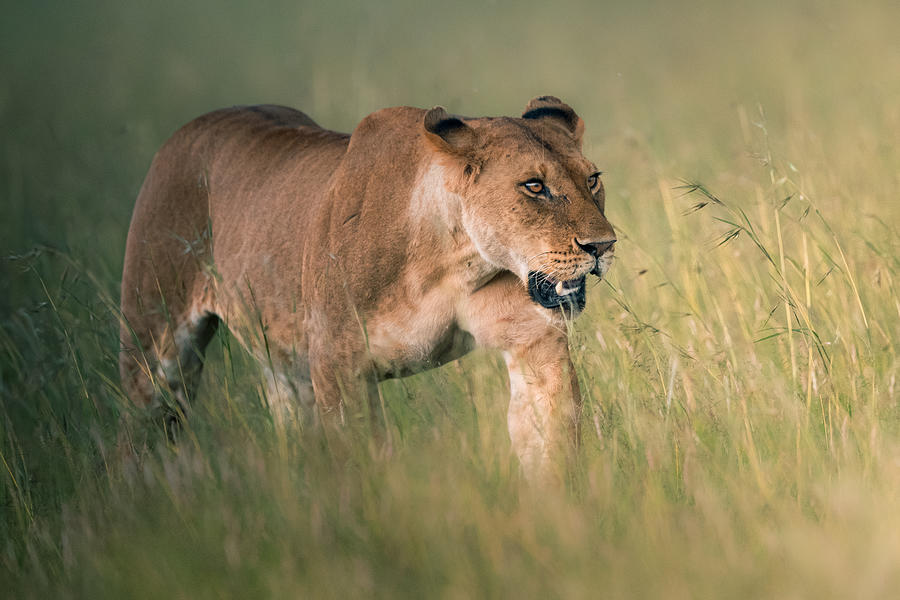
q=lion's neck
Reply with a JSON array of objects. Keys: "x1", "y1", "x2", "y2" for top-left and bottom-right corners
[
  {"x1": 407, "y1": 161, "x2": 497, "y2": 289},
  {"x1": 408, "y1": 162, "x2": 463, "y2": 231}
]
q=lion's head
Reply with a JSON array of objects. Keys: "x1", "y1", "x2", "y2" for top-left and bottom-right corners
[{"x1": 422, "y1": 96, "x2": 616, "y2": 313}]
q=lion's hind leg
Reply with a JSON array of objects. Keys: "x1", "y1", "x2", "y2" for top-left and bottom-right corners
[
  {"x1": 160, "y1": 309, "x2": 221, "y2": 428},
  {"x1": 118, "y1": 304, "x2": 220, "y2": 445}
]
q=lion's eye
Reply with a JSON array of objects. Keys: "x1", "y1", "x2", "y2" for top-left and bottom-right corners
[
  {"x1": 587, "y1": 172, "x2": 603, "y2": 193},
  {"x1": 522, "y1": 179, "x2": 545, "y2": 195}
]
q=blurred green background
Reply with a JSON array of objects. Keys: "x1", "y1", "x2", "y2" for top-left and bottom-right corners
[
  {"x1": 2, "y1": 0, "x2": 899, "y2": 597},
  {"x1": 4, "y1": 0, "x2": 896, "y2": 275}
]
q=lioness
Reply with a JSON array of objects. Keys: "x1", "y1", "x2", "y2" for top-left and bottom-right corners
[{"x1": 120, "y1": 97, "x2": 615, "y2": 479}]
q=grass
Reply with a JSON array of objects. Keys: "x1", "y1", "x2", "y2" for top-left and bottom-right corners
[{"x1": 2, "y1": 0, "x2": 899, "y2": 597}]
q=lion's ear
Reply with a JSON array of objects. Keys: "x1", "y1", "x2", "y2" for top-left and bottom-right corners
[
  {"x1": 521, "y1": 96, "x2": 584, "y2": 146},
  {"x1": 423, "y1": 107, "x2": 476, "y2": 155}
]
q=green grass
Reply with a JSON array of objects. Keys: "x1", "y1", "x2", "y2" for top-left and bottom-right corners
[{"x1": 2, "y1": 0, "x2": 899, "y2": 597}]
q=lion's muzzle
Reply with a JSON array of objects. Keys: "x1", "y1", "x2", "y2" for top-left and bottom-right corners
[
  {"x1": 575, "y1": 238, "x2": 616, "y2": 277},
  {"x1": 527, "y1": 238, "x2": 615, "y2": 312}
]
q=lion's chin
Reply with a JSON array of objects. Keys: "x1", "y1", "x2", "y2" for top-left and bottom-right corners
[{"x1": 527, "y1": 272, "x2": 587, "y2": 313}]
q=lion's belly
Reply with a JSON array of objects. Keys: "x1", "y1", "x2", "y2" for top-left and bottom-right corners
[
  {"x1": 366, "y1": 291, "x2": 475, "y2": 379},
  {"x1": 375, "y1": 323, "x2": 475, "y2": 379}
]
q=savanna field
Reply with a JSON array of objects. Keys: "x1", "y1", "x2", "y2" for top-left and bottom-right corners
[{"x1": 2, "y1": 0, "x2": 899, "y2": 597}]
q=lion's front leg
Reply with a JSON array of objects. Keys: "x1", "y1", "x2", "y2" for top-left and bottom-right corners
[
  {"x1": 463, "y1": 272, "x2": 582, "y2": 483},
  {"x1": 504, "y1": 334, "x2": 581, "y2": 482}
]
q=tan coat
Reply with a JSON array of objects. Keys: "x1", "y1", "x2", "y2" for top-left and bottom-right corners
[{"x1": 119, "y1": 97, "x2": 616, "y2": 480}]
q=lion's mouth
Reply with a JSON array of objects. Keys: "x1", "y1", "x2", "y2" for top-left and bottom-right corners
[{"x1": 527, "y1": 272, "x2": 587, "y2": 312}]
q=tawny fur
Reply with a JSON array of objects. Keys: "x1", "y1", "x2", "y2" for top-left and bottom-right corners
[{"x1": 119, "y1": 98, "x2": 616, "y2": 481}]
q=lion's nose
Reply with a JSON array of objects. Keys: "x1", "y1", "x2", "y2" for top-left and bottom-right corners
[{"x1": 575, "y1": 238, "x2": 616, "y2": 258}]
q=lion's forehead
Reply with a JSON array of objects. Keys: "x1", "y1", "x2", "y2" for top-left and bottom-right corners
[
  {"x1": 478, "y1": 118, "x2": 571, "y2": 149},
  {"x1": 474, "y1": 119, "x2": 593, "y2": 178}
]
